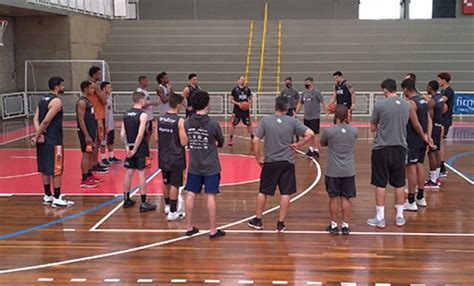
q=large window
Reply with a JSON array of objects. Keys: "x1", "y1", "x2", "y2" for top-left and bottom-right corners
[{"x1": 359, "y1": 0, "x2": 433, "y2": 20}]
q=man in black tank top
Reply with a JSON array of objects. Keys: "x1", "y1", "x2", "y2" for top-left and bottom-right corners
[
  {"x1": 121, "y1": 91, "x2": 157, "y2": 213},
  {"x1": 158, "y1": 94, "x2": 188, "y2": 221},
  {"x1": 402, "y1": 79, "x2": 430, "y2": 212},
  {"x1": 425, "y1": 80, "x2": 443, "y2": 189},
  {"x1": 76, "y1": 81, "x2": 100, "y2": 189},
  {"x1": 31, "y1": 77, "x2": 74, "y2": 208},
  {"x1": 182, "y1": 73, "x2": 200, "y2": 118},
  {"x1": 330, "y1": 71, "x2": 356, "y2": 121}
]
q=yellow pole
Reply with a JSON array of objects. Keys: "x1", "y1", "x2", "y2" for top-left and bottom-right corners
[
  {"x1": 257, "y1": 2, "x2": 268, "y2": 94},
  {"x1": 244, "y1": 20, "x2": 254, "y2": 84},
  {"x1": 276, "y1": 20, "x2": 282, "y2": 95}
]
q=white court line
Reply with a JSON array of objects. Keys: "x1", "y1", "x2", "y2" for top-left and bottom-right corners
[
  {"x1": 10, "y1": 156, "x2": 36, "y2": 159},
  {"x1": 88, "y1": 169, "x2": 162, "y2": 231},
  {"x1": 306, "y1": 282, "x2": 322, "y2": 285},
  {"x1": 62, "y1": 229, "x2": 76, "y2": 232},
  {"x1": 0, "y1": 194, "x2": 13, "y2": 197},
  {"x1": 0, "y1": 172, "x2": 38, "y2": 180},
  {"x1": 70, "y1": 278, "x2": 87, "y2": 282},
  {"x1": 204, "y1": 279, "x2": 221, "y2": 283},
  {"x1": 445, "y1": 163, "x2": 474, "y2": 185},
  {"x1": 0, "y1": 153, "x2": 320, "y2": 274},
  {"x1": 37, "y1": 278, "x2": 54, "y2": 282},
  {"x1": 272, "y1": 281, "x2": 288, "y2": 285},
  {"x1": 375, "y1": 284, "x2": 391, "y2": 286},
  {"x1": 0, "y1": 134, "x2": 34, "y2": 146},
  {"x1": 171, "y1": 279, "x2": 187, "y2": 283},
  {"x1": 341, "y1": 283, "x2": 357, "y2": 286},
  {"x1": 104, "y1": 278, "x2": 120, "y2": 283},
  {"x1": 137, "y1": 279, "x2": 154, "y2": 283},
  {"x1": 238, "y1": 281, "x2": 254, "y2": 285}
]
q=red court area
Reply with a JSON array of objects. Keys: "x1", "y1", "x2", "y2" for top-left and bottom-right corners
[{"x1": 0, "y1": 149, "x2": 261, "y2": 195}]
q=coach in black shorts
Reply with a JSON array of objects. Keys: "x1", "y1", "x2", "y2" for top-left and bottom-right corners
[
  {"x1": 228, "y1": 76, "x2": 254, "y2": 146},
  {"x1": 367, "y1": 79, "x2": 410, "y2": 229},
  {"x1": 248, "y1": 96, "x2": 314, "y2": 233}
]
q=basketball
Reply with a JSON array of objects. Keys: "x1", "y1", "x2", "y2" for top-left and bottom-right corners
[
  {"x1": 328, "y1": 103, "x2": 336, "y2": 114},
  {"x1": 240, "y1": 101, "x2": 250, "y2": 111},
  {"x1": 443, "y1": 103, "x2": 448, "y2": 114}
]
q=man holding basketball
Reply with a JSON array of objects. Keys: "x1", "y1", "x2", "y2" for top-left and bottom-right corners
[
  {"x1": 329, "y1": 71, "x2": 356, "y2": 121},
  {"x1": 228, "y1": 76, "x2": 254, "y2": 146}
]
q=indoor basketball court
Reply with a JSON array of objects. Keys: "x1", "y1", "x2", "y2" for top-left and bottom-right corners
[{"x1": 0, "y1": 0, "x2": 473, "y2": 285}]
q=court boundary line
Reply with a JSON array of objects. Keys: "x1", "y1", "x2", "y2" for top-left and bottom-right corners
[
  {"x1": 445, "y1": 151, "x2": 474, "y2": 185},
  {"x1": 0, "y1": 151, "x2": 320, "y2": 274}
]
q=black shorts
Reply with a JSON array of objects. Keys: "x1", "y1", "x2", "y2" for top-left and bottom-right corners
[
  {"x1": 407, "y1": 143, "x2": 427, "y2": 165},
  {"x1": 78, "y1": 131, "x2": 96, "y2": 153},
  {"x1": 162, "y1": 169, "x2": 184, "y2": 188},
  {"x1": 430, "y1": 125, "x2": 442, "y2": 153},
  {"x1": 304, "y1": 119, "x2": 320, "y2": 134},
  {"x1": 37, "y1": 144, "x2": 64, "y2": 176},
  {"x1": 124, "y1": 155, "x2": 147, "y2": 170},
  {"x1": 371, "y1": 146, "x2": 406, "y2": 188},
  {"x1": 286, "y1": 108, "x2": 296, "y2": 117},
  {"x1": 106, "y1": 130, "x2": 115, "y2": 146},
  {"x1": 259, "y1": 161, "x2": 296, "y2": 196},
  {"x1": 232, "y1": 112, "x2": 251, "y2": 126},
  {"x1": 325, "y1": 176, "x2": 356, "y2": 198}
]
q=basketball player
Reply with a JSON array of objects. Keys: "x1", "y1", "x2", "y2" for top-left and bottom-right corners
[
  {"x1": 320, "y1": 105, "x2": 358, "y2": 235},
  {"x1": 100, "y1": 81, "x2": 121, "y2": 165},
  {"x1": 31, "y1": 76, "x2": 74, "y2": 207},
  {"x1": 184, "y1": 90, "x2": 226, "y2": 239},
  {"x1": 76, "y1": 81, "x2": 100, "y2": 188},
  {"x1": 88, "y1": 66, "x2": 109, "y2": 173},
  {"x1": 121, "y1": 91, "x2": 157, "y2": 212},
  {"x1": 156, "y1": 71, "x2": 173, "y2": 117},
  {"x1": 280, "y1": 77, "x2": 300, "y2": 117},
  {"x1": 295, "y1": 77, "x2": 327, "y2": 158},
  {"x1": 437, "y1": 72, "x2": 455, "y2": 177},
  {"x1": 329, "y1": 71, "x2": 356, "y2": 121},
  {"x1": 136, "y1": 75, "x2": 157, "y2": 146},
  {"x1": 157, "y1": 94, "x2": 188, "y2": 221},
  {"x1": 425, "y1": 80, "x2": 443, "y2": 189},
  {"x1": 367, "y1": 79, "x2": 409, "y2": 228},
  {"x1": 402, "y1": 78, "x2": 430, "y2": 211},
  {"x1": 247, "y1": 96, "x2": 314, "y2": 233},
  {"x1": 228, "y1": 76, "x2": 254, "y2": 146},
  {"x1": 182, "y1": 73, "x2": 200, "y2": 118}
]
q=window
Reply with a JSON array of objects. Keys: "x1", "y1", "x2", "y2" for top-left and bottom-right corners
[{"x1": 359, "y1": 0, "x2": 433, "y2": 20}]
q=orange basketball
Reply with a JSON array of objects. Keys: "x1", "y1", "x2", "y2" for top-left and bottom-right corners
[
  {"x1": 240, "y1": 101, "x2": 250, "y2": 111},
  {"x1": 327, "y1": 103, "x2": 336, "y2": 114},
  {"x1": 443, "y1": 103, "x2": 448, "y2": 114}
]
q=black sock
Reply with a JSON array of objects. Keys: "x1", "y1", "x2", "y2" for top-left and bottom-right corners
[
  {"x1": 164, "y1": 197, "x2": 171, "y2": 205},
  {"x1": 44, "y1": 184, "x2": 52, "y2": 196},
  {"x1": 417, "y1": 188, "x2": 424, "y2": 200},
  {"x1": 141, "y1": 194, "x2": 147, "y2": 203},
  {"x1": 250, "y1": 134, "x2": 254, "y2": 139},
  {"x1": 124, "y1": 192, "x2": 130, "y2": 200},
  {"x1": 82, "y1": 173, "x2": 88, "y2": 181},
  {"x1": 408, "y1": 193, "x2": 416, "y2": 204},
  {"x1": 53, "y1": 187, "x2": 61, "y2": 199},
  {"x1": 170, "y1": 199, "x2": 178, "y2": 213},
  {"x1": 440, "y1": 161, "x2": 446, "y2": 172},
  {"x1": 230, "y1": 135, "x2": 233, "y2": 139}
]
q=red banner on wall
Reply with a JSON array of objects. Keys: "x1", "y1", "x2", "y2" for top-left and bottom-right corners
[{"x1": 463, "y1": 0, "x2": 474, "y2": 14}]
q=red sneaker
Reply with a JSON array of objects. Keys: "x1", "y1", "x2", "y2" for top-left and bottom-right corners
[
  {"x1": 80, "y1": 177, "x2": 99, "y2": 188},
  {"x1": 89, "y1": 173, "x2": 103, "y2": 184}
]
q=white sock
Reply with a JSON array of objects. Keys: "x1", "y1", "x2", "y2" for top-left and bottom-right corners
[
  {"x1": 109, "y1": 151, "x2": 115, "y2": 158},
  {"x1": 342, "y1": 221, "x2": 349, "y2": 228},
  {"x1": 435, "y1": 168, "x2": 440, "y2": 180},
  {"x1": 395, "y1": 205, "x2": 404, "y2": 218},
  {"x1": 376, "y1": 206, "x2": 385, "y2": 221},
  {"x1": 309, "y1": 146, "x2": 314, "y2": 152},
  {"x1": 331, "y1": 221, "x2": 338, "y2": 228},
  {"x1": 430, "y1": 170, "x2": 437, "y2": 182}
]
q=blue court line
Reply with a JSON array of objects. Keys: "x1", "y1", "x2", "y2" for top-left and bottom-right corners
[
  {"x1": 0, "y1": 168, "x2": 160, "y2": 241},
  {"x1": 446, "y1": 151, "x2": 474, "y2": 180}
]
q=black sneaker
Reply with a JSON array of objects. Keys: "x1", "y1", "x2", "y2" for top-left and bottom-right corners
[
  {"x1": 248, "y1": 217, "x2": 263, "y2": 230},
  {"x1": 101, "y1": 158, "x2": 111, "y2": 167},
  {"x1": 91, "y1": 165, "x2": 109, "y2": 174},
  {"x1": 109, "y1": 157, "x2": 121, "y2": 164},
  {"x1": 326, "y1": 224, "x2": 339, "y2": 235},
  {"x1": 97, "y1": 162, "x2": 110, "y2": 170},
  {"x1": 139, "y1": 201, "x2": 157, "y2": 213},
  {"x1": 209, "y1": 229, "x2": 226, "y2": 239},
  {"x1": 305, "y1": 150, "x2": 314, "y2": 158},
  {"x1": 312, "y1": 149, "x2": 320, "y2": 159},
  {"x1": 440, "y1": 170, "x2": 448, "y2": 178},
  {"x1": 123, "y1": 198, "x2": 136, "y2": 208},
  {"x1": 341, "y1": 226, "x2": 350, "y2": 235},
  {"x1": 185, "y1": 226, "x2": 199, "y2": 236},
  {"x1": 276, "y1": 221, "x2": 286, "y2": 233}
]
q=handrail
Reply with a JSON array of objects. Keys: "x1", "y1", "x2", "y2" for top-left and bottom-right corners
[
  {"x1": 257, "y1": 2, "x2": 268, "y2": 94},
  {"x1": 244, "y1": 20, "x2": 254, "y2": 83}
]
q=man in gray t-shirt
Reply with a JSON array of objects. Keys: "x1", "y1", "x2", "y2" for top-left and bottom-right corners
[
  {"x1": 137, "y1": 75, "x2": 157, "y2": 146},
  {"x1": 367, "y1": 79, "x2": 410, "y2": 230},
  {"x1": 248, "y1": 96, "x2": 314, "y2": 233},
  {"x1": 280, "y1": 77, "x2": 300, "y2": 116},
  {"x1": 295, "y1": 77, "x2": 327, "y2": 159},
  {"x1": 320, "y1": 105, "x2": 358, "y2": 235}
]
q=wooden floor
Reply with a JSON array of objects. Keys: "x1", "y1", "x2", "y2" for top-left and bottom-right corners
[{"x1": 0, "y1": 118, "x2": 473, "y2": 285}]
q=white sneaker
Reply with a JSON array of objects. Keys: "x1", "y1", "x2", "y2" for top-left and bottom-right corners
[
  {"x1": 416, "y1": 197, "x2": 427, "y2": 207},
  {"x1": 43, "y1": 195, "x2": 54, "y2": 206},
  {"x1": 164, "y1": 204, "x2": 170, "y2": 214},
  {"x1": 404, "y1": 200, "x2": 418, "y2": 212},
  {"x1": 52, "y1": 195, "x2": 75, "y2": 208},
  {"x1": 167, "y1": 211, "x2": 186, "y2": 221}
]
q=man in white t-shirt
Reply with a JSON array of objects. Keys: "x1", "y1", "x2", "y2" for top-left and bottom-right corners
[
  {"x1": 136, "y1": 75, "x2": 157, "y2": 145},
  {"x1": 100, "y1": 81, "x2": 121, "y2": 165}
]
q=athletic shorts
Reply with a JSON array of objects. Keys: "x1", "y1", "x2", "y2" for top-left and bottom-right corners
[
  {"x1": 430, "y1": 125, "x2": 442, "y2": 153},
  {"x1": 325, "y1": 176, "x2": 356, "y2": 198},
  {"x1": 37, "y1": 144, "x2": 64, "y2": 176},
  {"x1": 259, "y1": 161, "x2": 296, "y2": 196},
  {"x1": 286, "y1": 108, "x2": 296, "y2": 117},
  {"x1": 371, "y1": 146, "x2": 406, "y2": 188},
  {"x1": 124, "y1": 155, "x2": 147, "y2": 170},
  {"x1": 232, "y1": 112, "x2": 251, "y2": 126},
  {"x1": 407, "y1": 143, "x2": 427, "y2": 165},
  {"x1": 303, "y1": 119, "x2": 320, "y2": 134},
  {"x1": 185, "y1": 173, "x2": 220, "y2": 194},
  {"x1": 106, "y1": 129, "x2": 115, "y2": 146},
  {"x1": 78, "y1": 131, "x2": 96, "y2": 153},
  {"x1": 162, "y1": 169, "x2": 185, "y2": 188}
]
